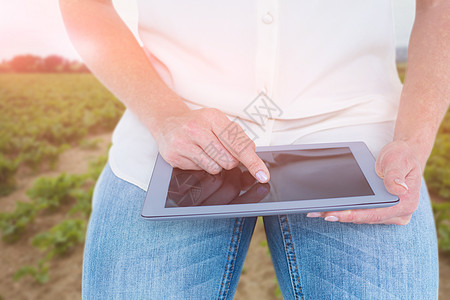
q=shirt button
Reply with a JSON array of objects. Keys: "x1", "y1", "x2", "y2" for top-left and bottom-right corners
[{"x1": 262, "y1": 12, "x2": 273, "y2": 24}]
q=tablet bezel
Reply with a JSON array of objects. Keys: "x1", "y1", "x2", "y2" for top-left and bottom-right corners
[{"x1": 141, "y1": 142, "x2": 399, "y2": 220}]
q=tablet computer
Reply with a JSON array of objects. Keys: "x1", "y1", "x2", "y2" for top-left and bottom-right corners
[{"x1": 141, "y1": 142, "x2": 399, "y2": 220}]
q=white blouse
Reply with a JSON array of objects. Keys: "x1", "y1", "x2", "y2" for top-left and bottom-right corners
[{"x1": 109, "y1": 0, "x2": 403, "y2": 191}]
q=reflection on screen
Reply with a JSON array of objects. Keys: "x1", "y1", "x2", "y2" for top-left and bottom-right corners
[{"x1": 165, "y1": 147, "x2": 374, "y2": 208}]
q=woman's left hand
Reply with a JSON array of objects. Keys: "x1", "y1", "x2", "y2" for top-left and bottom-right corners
[{"x1": 307, "y1": 140, "x2": 423, "y2": 225}]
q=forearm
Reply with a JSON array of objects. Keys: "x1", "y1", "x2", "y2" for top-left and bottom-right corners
[
  {"x1": 59, "y1": 0, "x2": 190, "y2": 138},
  {"x1": 394, "y1": 1, "x2": 450, "y2": 171}
]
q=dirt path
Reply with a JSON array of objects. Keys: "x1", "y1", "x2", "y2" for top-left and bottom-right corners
[
  {"x1": 236, "y1": 220, "x2": 279, "y2": 300},
  {"x1": 440, "y1": 252, "x2": 450, "y2": 299},
  {"x1": 0, "y1": 133, "x2": 449, "y2": 299}
]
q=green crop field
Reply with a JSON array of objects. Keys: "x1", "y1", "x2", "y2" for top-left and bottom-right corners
[
  {"x1": 0, "y1": 74, "x2": 124, "y2": 195},
  {"x1": 0, "y1": 73, "x2": 125, "y2": 284},
  {"x1": 0, "y1": 71, "x2": 449, "y2": 287}
]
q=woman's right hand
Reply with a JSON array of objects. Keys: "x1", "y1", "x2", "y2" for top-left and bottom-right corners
[
  {"x1": 58, "y1": 2, "x2": 269, "y2": 182},
  {"x1": 154, "y1": 107, "x2": 270, "y2": 183}
]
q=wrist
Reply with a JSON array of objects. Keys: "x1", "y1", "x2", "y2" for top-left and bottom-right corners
[
  {"x1": 144, "y1": 102, "x2": 191, "y2": 144},
  {"x1": 392, "y1": 135, "x2": 433, "y2": 173}
]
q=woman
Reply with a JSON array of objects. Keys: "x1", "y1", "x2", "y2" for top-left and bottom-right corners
[{"x1": 60, "y1": 0, "x2": 449, "y2": 299}]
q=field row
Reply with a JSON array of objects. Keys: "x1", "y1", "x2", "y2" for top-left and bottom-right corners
[{"x1": 0, "y1": 74, "x2": 124, "y2": 195}]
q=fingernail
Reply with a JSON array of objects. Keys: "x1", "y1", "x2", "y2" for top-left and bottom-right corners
[
  {"x1": 307, "y1": 212, "x2": 321, "y2": 218},
  {"x1": 324, "y1": 216, "x2": 339, "y2": 222},
  {"x1": 255, "y1": 170, "x2": 268, "y2": 183},
  {"x1": 394, "y1": 178, "x2": 409, "y2": 191}
]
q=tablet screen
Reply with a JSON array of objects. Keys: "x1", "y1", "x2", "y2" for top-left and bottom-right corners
[{"x1": 165, "y1": 147, "x2": 374, "y2": 208}]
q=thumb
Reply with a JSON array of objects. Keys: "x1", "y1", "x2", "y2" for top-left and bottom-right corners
[{"x1": 383, "y1": 167, "x2": 409, "y2": 196}]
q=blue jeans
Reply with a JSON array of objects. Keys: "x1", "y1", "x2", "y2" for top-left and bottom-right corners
[{"x1": 82, "y1": 163, "x2": 439, "y2": 299}]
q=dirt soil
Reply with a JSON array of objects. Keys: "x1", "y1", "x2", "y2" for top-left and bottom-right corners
[{"x1": 0, "y1": 133, "x2": 449, "y2": 300}]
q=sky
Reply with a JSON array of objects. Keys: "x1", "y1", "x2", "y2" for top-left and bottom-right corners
[
  {"x1": 0, "y1": 0, "x2": 139, "y2": 61},
  {"x1": 0, "y1": 0, "x2": 415, "y2": 61}
]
